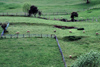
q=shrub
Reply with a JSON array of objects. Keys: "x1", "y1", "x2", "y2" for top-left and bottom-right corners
[
  {"x1": 71, "y1": 50, "x2": 100, "y2": 67},
  {"x1": 23, "y1": 3, "x2": 31, "y2": 13}
]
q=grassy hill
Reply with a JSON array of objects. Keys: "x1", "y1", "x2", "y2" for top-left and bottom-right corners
[
  {"x1": 0, "y1": 0, "x2": 100, "y2": 13},
  {"x1": 0, "y1": 0, "x2": 100, "y2": 67},
  {"x1": 0, "y1": 38, "x2": 64, "y2": 67}
]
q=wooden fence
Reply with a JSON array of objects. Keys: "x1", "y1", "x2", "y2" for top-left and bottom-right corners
[
  {"x1": 0, "y1": 6, "x2": 100, "y2": 16},
  {"x1": 55, "y1": 35, "x2": 67, "y2": 67},
  {"x1": 0, "y1": 12, "x2": 69, "y2": 16},
  {"x1": 0, "y1": 11, "x2": 100, "y2": 22},
  {"x1": 0, "y1": 34, "x2": 55, "y2": 39}
]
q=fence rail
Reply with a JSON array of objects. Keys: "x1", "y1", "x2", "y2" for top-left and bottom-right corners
[
  {"x1": 0, "y1": 6, "x2": 100, "y2": 16},
  {"x1": 55, "y1": 35, "x2": 67, "y2": 67},
  {"x1": 0, "y1": 12, "x2": 100, "y2": 22},
  {"x1": 0, "y1": 12, "x2": 69, "y2": 16},
  {"x1": 0, "y1": 34, "x2": 55, "y2": 39}
]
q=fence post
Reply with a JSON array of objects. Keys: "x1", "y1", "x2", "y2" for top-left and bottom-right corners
[
  {"x1": 54, "y1": 17, "x2": 56, "y2": 20},
  {"x1": 47, "y1": 34, "x2": 48, "y2": 38},
  {"x1": 3, "y1": 13, "x2": 4, "y2": 16},
  {"x1": 53, "y1": 12, "x2": 54, "y2": 15},
  {"x1": 10, "y1": 35, "x2": 12, "y2": 38},
  {"x1": 55, "y1": 35, "x2": 67, "y2": 67},
  {"x1": 92, "y1": 18, "x2": 93, "y2": 22},
  {"x1": 86, "y1": 19, "x2": 87, "y2": 22},
  {"x1": 49, "y1": 17, "x2": 50, "y2": 20},
  {"x1": 7, "y1": 12, "x2": 8, "y2": 16},
  {"x1": 41, "y1": 34, "x2": 42, "y2": 38},
  {"x1": 56, "y1": 12, "x2": 57, "y2": 15},
  {"x1": 96, "y1": 19, "x2": 98, "y2": 22},
  {"x1": 0, "y1": 36, "x2": 2, "y2": 38},
  {"x1": 4, "y1": 35, "x2": 6, "y2": 38},
  {"x1": 51, "y1": 34, "x2": 52, "y2": 38},
  {"x1": 77, "y1": 17, "x2": 79, "y2": 22},
  {"x1": 17, "y1": 34, "x2": 18, "y2": 38},
  {"x1": 23, "y1": 34, "x2": 24, "y2": 38},
  {"x1": 35, "y1": 34, "x2": 36, "y2": 37},
  {"x1": 29, "y1": 34, "x2": 30, "y2": 37},
  {"x1": 16, "y1": 13, "x2": 17, "y2": 16}
]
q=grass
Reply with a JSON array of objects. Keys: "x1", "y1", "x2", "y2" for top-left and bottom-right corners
[
  {"x1": 0, "y1": 0, "x2": 100, "y2": 67},
  {"x1": 1, "y1": 18, "x2": 99, "y2": 67},
  {"x1": 1, "y1": 16, "x2": 100, "y2": 67},
  {"x1": 0, "y1": 25, "x2": 3, "y2": 34},
  {"x1": 0, "y1": 38, "x2": 64, "y2": 67},
  {"x1": 0, "y1": 0, "x2": 100, "y2": 13}
]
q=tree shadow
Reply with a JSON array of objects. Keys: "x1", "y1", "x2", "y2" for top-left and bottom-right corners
[{"x1": 62, "y1": 36, "x2": 87, "y2": 42}]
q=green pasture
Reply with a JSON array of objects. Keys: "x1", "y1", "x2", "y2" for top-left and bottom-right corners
[
  {"x1": 7, "y1": 19, "x2": 100, "y2": 66},
  {"x1": 0, "y1": 0, "x2": 100, "y2": 67},
  {"x1": 0, "y1": 26, "x2": 3, "y2": 34},
  {"x1": 0, "y1": 0, "x2": 100, "y2": 13},
  {"x1": 1, "y1": 16, "x2": 100, "y2": 67},
  {"x1": 0, "y1": 38, "x2": 64, "y2": 67}
]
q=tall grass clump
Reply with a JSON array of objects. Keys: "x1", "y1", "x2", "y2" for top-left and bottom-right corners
[{"x1": 71, "y1": 50, "x2": 100, "y2": 67}]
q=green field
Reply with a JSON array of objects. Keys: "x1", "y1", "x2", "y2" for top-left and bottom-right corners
[
  {"x1": 1, "y1": 17, "x2": 100, "y2": 66},
  {"x1": 0, "y1": 26, "x2": 2, "y2": 34},
  {"x1": 0, "y1": 38, "x2": 64, "y2": 67},
  {"x1": 0, "y1": 0, "x2": 100, "y2": 67}
]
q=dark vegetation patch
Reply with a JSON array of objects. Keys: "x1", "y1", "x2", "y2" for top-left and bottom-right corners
[
  {"x1": 63, "y1": 36, "x2": 85, "y2": 41},
  {"x1": 9, "y1": 22, "x2": 53, "y2": 26},
  {"x1": 59, "y1": 19, "x2": 68, "y2": 22},
  {"x1": 54, "y1": 25, "x2": 77, "y2": 29},
  {"x1": 54, "y1": 25, "x2": 84, "y2": 30}
]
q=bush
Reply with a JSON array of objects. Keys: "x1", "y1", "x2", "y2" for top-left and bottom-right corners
[
  {"x1": 23, "y1": 3, "x2": 31, "y2": 13},
  {"x1": 71, "y1": 50, "x2": 100, "y2": 67}
]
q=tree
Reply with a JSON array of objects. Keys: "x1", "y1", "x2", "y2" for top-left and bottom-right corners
[
  {"x1": 86, "y1": 0, "x2": 90, "y2": 4},
  {"x1": 70, "y1": 12, "x2": 78, "y2": 22},
  {"x1": 23, "y1": 4, "x2": 41, "y2": 17},
  {"x1": 28, "y1": 5, "x2": 41, "y2": 17}
]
